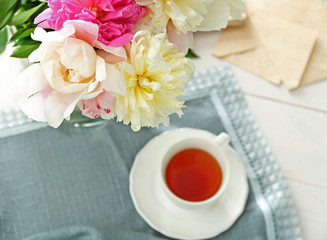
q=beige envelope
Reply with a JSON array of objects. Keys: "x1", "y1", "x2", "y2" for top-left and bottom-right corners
[{"x1": 213, "y1": 0, "x2": 327, "y2": 90}]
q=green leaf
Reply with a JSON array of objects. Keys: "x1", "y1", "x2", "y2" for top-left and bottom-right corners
[
  {"x1": 0, "y1": 0, "x2": 19, "y2": 22},
  {"x1": 17, "y1": 28, "x2": 34, "y2": 39},
  {"x1": 13, "y1": 37, "x2": 36, "y2": 47},
  {"x1": 0, "y1": 0, "x2": 20, "y2": 30},
  {"x1": 10, "y1": 42, "x2": 40, "y2": 58},
  {"x1": 9, "y1": 27, "x2": 25, "y2": 42},
  {"x1": 10, "y1": 2, "x2": 46, "y2": 26},
  {"x1": 186, "y1": 49, "x2": 199, "y2": 59},
  {"x1": 10, "y1": 28, "x2": 34, "y2": 42},
  {"x1": 21, "y1": 2, "x2": 42, "y2": 10},
  {"x1": 0, "y1": 27, "x2": 8, "y2": 54},
  {"x1": 0, "y1": 11, "x2": 15, "y2": 30}
]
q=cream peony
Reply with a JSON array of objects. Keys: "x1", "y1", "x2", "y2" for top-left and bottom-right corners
[
  {"x1": 16, "y1": 27, "x2": 125, "y2": 128},
  {"x1": 228, "y1": 0, "x2": 245, "y2": 20},
  {"x1": 110, "y1": 30, "x2": 194, "y2": 131},
  {"x1": 135, "y1": 0, "x2": 245, "y2": 34}
]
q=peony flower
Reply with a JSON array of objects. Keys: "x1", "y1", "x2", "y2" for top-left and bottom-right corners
[
  {"x1": 16, "y1": 28, "x2": 126, "y2": 128},
  {"x1": 228, "y1": 0, "x2": 245, "y2": 20},
  {"x1": 135, "y1": 0, "x2": 245, "y2": 34},
  {"x1": 35, "y1": 0, "x2": 147, "y2": 47},
  {"x1": 78, "y1": 91, "x2": 116, "y2": 119},
  {"x1": 110, "y1": 30, "x2": 194, "y2": 131},
  {"x1": 32, "y1": 20, "x2": 127, "y2": 59}
]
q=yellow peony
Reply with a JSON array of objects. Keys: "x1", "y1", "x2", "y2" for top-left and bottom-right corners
[{"x1": 111, "y1": 30, "x2": 194, "y2": 131}]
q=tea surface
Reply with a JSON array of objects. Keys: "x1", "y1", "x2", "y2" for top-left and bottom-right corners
[{"x1": 165, "y1": 148, "x2": 222, "y2": 202}]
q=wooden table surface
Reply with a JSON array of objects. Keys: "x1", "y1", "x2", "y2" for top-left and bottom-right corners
[{"x1": 0, "y1": 31, "x2": 326, "y2": 240}]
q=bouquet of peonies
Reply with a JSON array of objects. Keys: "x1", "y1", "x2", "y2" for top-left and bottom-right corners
[{"x1": 1, "y1": 0, "x2": 244, "y2": 131}]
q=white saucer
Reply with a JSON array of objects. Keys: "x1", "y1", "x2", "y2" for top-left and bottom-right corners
[{"x1": 129, "y1": 128, "x2": 249, "y2": 240}]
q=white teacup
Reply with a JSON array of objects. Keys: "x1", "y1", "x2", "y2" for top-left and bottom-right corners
[{"x1": 160, "y1": 132, "x2": 231, "y2": 209}]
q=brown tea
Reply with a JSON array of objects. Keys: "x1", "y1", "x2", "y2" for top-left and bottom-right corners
[{"x1": 165, "y1": 148, "x2": 222, "y2": 202}]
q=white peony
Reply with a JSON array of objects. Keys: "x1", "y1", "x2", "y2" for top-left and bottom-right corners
[
  {"x1": 135, "y1": 0, "x2": 245, "y2": 34},
  {"x1": 228, "y1": 0, "x2": 245, "y2": 20},
  {"x1": 16, "y1": 27, "x2": 125, "y2": 128}
]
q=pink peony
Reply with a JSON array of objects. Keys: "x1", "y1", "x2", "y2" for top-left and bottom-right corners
[
  {"x1": 78, "y1": 91, "x2": 116, "y2": 119},
  {"x1": 35, "y1": 0, "x2": 147, "y2": 47}
]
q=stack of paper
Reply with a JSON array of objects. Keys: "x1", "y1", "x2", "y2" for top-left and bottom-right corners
[{"x1": 213, "y1": 0, "x2": 327, "y2": 90}]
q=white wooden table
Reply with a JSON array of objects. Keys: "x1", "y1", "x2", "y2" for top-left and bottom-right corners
[{"x1": 1, "y1": 32, "x2": 326, "y2": 240}]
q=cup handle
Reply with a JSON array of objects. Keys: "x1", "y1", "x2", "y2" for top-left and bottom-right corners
[{"x1": 213, "y1": 132, "x2": 230, "y2": 148}]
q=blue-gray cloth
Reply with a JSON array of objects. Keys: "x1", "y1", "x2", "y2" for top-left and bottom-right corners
[{"x1": 0, "y1": 66, "x2": 301, "y2": 240}]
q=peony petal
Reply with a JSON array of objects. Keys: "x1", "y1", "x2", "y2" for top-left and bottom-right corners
[
  {"x1": 41, "y1": 60, "x2": 91, "y2": 94},
  {"x1": 81, "y1": 87, "x2": 103, "y2": 100},
  {"x1": 18, "y1": 90, "x2": 51, "y2": 122},
  {"x1": 14, "y1": 64, "x2": 50, "y2": 101},
  {"x1": 59, "y1": 0, "x2": 86, "y2": 12},
  {"x1": 44, "y1": 91, "x2": 82, "y2": 128},
  {"x1": 97, "y1": 91, "x2": 115, "y2": 113},
  {"x1": 28, "y1": 43, "x2": 46, "y2": 63},
  {"x1": 63, "y1": 20, "x2": 99, "y2": 46},
  {"x1": 102, "y1": 64, "x2": 126, "y2": 97},
  {"x1": 96, "y1": 50, "x2": 125, "y2": 64},
  {"x1": 228, "y1": 0, "x2": 245, "y2": 20},
  {"x1": 100, "y1": 110, "x2": 115, "y2": 120},
  {"x1": 95, "y1": 41, "x2": 127, "y2": 59},
  {"x1": 48, "y1": 0, "x2": 64, "y2": 11},
  {"x1": 134, "y1": 0, "x2": 154, "y2": 5},
  {"x1": 60, "y1": 37, "x2": 97, "y2": 78},
  {"x1": 15, "y1": 63, "x2": 53, "y2": 122},
  {"x1": 79, "y1": 90, "x2": 115, "y2": 118},
  {"x1": 107, "y1": 33, "x2": 134, "y2": 47},
  {"x1": 197, "y1": 0, "x2": 230, "y2": 31},
  {"x1": 31, "y1": 25, "x2": 75, "y2": 43},
  {"x1": 79, "y1": 98, "x2": 100, "y2": 119},
  {"x1": 95, "y1": 56, "x2": 106, "y2": 82},
  {"x1": 35, "y1": 0, "x2": 146, "y2": 49},
  {"x1": 34, "y1": 8, "x2": 53, "y2": 28},
  {"x1": 167, "y1": 21, "x2": 194, "y2": 53}
]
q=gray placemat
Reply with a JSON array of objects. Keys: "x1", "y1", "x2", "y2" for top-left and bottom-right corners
[{"x1": 0, "y1": 66, "x2": 301, "y2": 240}]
